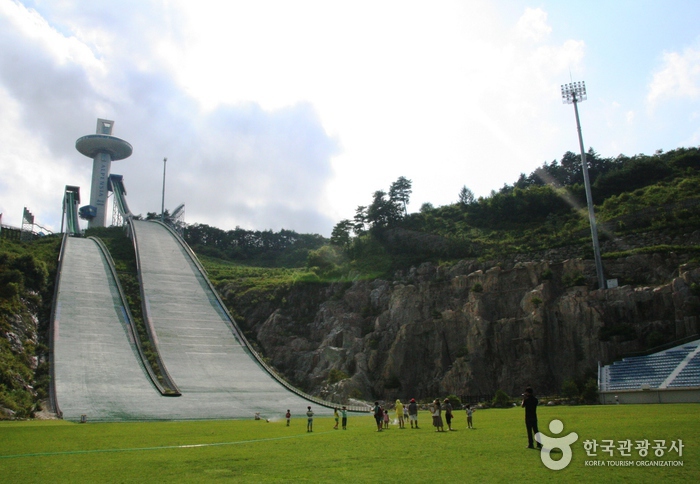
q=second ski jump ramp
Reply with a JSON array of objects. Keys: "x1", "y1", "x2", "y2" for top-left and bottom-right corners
[{"x1": 130, "y1": 220, "x2": 331, "y2": 419}]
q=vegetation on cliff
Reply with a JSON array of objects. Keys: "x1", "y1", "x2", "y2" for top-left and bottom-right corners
[
  {"x1": 0, "y1": 236, "x2": 60, "y2": 417},
  {"x1": 317, "y1": 147, "x2": 700, "y2": 277}
]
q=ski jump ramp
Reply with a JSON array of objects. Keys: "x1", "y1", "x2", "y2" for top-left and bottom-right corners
[{"x1": 51, "y1": 222, "x2": 338, "y2": 421}]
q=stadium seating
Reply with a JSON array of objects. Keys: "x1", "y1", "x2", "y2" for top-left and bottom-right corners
[{"x1": 600, "y1": 341, "x2": 700, "y2": 391}]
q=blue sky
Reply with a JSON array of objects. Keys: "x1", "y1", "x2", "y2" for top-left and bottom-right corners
[{"x1": 0, "y1": 0, "x2": 698, "y2": 236}]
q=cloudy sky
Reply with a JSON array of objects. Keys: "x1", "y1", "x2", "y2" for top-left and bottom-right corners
[{"x1": 1, "y1": 0, "x2": 699, "y2": 236}]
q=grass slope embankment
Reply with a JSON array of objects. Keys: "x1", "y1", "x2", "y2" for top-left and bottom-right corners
[{"x1": 0, "y1": 404, "x2": 697, "y2": 482}]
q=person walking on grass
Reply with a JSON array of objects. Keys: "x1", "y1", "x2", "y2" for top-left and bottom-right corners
[
  {"x1": 341, "y1": 406, "x2": 348, "y2": 430},
  {"x1": 373, "y1": 402, "x2": 383, "y2": 432},
  {"x1": 334, "y1": 407, "x2": 339, "y2": 430},
  {"x1": 395, "y1": 399, "x2": 405, "y2": 429},
  {"x1": 408, "y1": 398, "x2": 419, "y2": 429},
  {"x1": 466, "y1": 404, "x2": 474, "y2": 429},
  {"x1": 443, "y1": 398, "x2": 454, "y2": 431},
  {"x1": 306, "y1": 406, "x2": 314, "y2": 432},
  {"x1": 286, "y1": 409, "x2": 291, "y2": 427},
  {"x1": 383, "y1": 408, "x2": 390, "y2": 429}
]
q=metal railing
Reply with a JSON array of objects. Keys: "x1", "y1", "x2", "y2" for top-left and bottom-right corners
[{"x1": 47, "y1": 233, "x2": 69, "y2": 417}]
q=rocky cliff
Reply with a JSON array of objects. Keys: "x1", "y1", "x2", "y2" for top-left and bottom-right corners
[{"x1": 223, "y1": 251, "x2": 700, "y2": 403}]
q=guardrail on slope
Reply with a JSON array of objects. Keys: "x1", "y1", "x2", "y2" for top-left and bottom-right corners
[
  {"x1": 47, "y1": 233, "x2": 69, "y2": 417},
  {"x1": 153, "y1": 220, "x2": 371, "y2": 414},
  {"x1": 127, "y1": 220, "x2": 182, "y2": 397},
  {"x1": 90, "y1": 236, "x2": 180, "y2": 396}
]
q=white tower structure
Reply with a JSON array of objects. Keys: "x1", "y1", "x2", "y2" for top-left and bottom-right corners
[{"x1": 76, "y1": 119, "x2": 133, "y2": 228}]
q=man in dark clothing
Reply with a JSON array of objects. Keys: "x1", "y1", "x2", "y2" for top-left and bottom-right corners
[
  {"x1": 373, "y1": 401, "x2": 383, "y2": 432},
  {"x1": 408, "y1": 398, "x2": 419, "y2": 428},
  {"x1": 521, "y1": 387, "x2": 542, "y2": 449}
]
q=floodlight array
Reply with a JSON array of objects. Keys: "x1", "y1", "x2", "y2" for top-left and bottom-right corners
[{"x1": 561, "y1": 81, "x2": 587, "y2": 104}]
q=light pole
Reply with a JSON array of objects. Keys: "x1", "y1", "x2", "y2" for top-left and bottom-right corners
[
  {"x1": 561, "y1": 81, "x2": 605, "y2": 290},
  {"x1": 161, "y1": 157, "x2": 167, "y2": 222}
]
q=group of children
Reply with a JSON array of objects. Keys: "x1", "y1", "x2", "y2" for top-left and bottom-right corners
[
  {"x1": 286, "y1": 405, "x2": 348, "y2": 432},
  {"x1": 384, "y1": 399, "x2": 475, "y2": 431},
  {"x1": 282, "y1": 401, "x2": 474, "y2": 432}
]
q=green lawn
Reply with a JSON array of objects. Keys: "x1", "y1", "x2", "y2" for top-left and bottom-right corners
[{"x1": 0, "y1": 404, "x2": 697, "y2": 483}]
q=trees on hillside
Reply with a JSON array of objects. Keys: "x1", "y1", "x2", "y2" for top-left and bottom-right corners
[
  {"x1": 458, "y1": 186, "x2": 475, "y2": 206},
  {"x1": 329, "y1": 146, "x2": 700, "y2": 268},
  {"x1": 183, "y1": 224, "x2": 325, "y2": 266},
  {"x1": 389, "y1": 176, "x2": 412, "y2": 216},
  {"x1": 331, "y1": 177, "x2": 413, "y2": 245}
]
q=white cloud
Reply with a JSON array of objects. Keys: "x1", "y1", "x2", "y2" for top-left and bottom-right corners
[
  {"x1": 515, "y1": 7, "x2": 552, "y2": 42},
  {"x1": 647, "y1": 45, "x2": 700, "y2": 107}
]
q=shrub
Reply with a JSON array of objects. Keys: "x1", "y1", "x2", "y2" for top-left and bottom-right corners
[
  {"x1": 581, "y1": 378, "x2": 599, "y2": 404},
  {"x1": 471, "y1": 283, "x2": 483, "y2": 293},
  {"x1": 454, "y1": 346, "x2": 469, "y2": 358},
  {"x1": 328, "y1": 368, "x2": 349, "y2": 384},
  {"x1": 492, "y1": 389, "x2": 511, "y2": 407},
  {"x1": 561, "y1": 379, "x2": 579, "y2": 400},
  {"x1": 445, "y1": 394, "x2": 462, "y2": 409},
  {"x1": 563, "y1": 271, "x2": 586, "y2": 287}
]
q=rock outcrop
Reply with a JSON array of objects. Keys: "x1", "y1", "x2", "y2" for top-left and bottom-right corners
[{"x1": 224, "y1": 253, "x2": 700, "y2": 402}]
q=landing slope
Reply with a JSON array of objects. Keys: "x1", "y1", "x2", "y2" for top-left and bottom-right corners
[
  {"x1": 131, "y1": 220, "x2": 328, "y2": 417},
  {"x1": 52, "y1": 237, "x2": 161, "y2": 420}
]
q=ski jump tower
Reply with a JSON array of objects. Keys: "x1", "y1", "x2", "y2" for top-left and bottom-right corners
[{"x1": 76, "y1": 119, "x2": 132, "y2": 228}]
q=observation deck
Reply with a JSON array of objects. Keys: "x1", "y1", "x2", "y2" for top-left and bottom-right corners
[{"x1": 76, "y1": 134, "x2": 133, "y2": 160}]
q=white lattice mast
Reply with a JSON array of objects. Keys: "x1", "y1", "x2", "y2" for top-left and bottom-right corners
[{"x1": 75, "y1": 119, "x2": 132, "y2": 228}]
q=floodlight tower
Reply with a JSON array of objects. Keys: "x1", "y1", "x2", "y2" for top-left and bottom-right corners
[
  {"x1": 76, "y1": 119, "x2": 133, "y2": 228},
  {"x1": 561, "y1": 81, "x2": 606, "y2": 290}
]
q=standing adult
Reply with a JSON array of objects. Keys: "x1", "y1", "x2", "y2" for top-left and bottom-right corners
[
  {"x1": 395, "y1": 399, "x2": 405, "y2": 429},
  {"x1": 306, "y1": 406, "x2": 314, "y2": 432},
  {"x1": 373, "y1": 401, "x2": 383, "y2": 432},
  {"x1": 341, "y1": 406, "x2": 348, "y2": 430},
  {"x1": 521, "y1": 387, "x2": 542, "y2": 449},
  {"x1": 432, "y1": 399, "x2": 444, "y2": 432},
  {"x1": 443, "y1": 398, "x2": 454, "y2": 431},
  {"x1": 408, "y1": 398, "x2": 419, "y2": 429}
]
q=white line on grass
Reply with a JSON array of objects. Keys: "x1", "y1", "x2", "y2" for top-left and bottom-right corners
[{"x1": 0, "y1": 431, "x2": 334, "y2": 460}]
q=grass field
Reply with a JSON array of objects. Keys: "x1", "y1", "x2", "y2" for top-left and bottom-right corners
[{"x1": 1, "y1": 404, "x2": 698, "y2": 483}]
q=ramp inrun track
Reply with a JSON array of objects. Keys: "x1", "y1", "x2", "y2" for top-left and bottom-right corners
[{"x1": 52, "y1": 224, "x2": 334, "y2": 421}]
